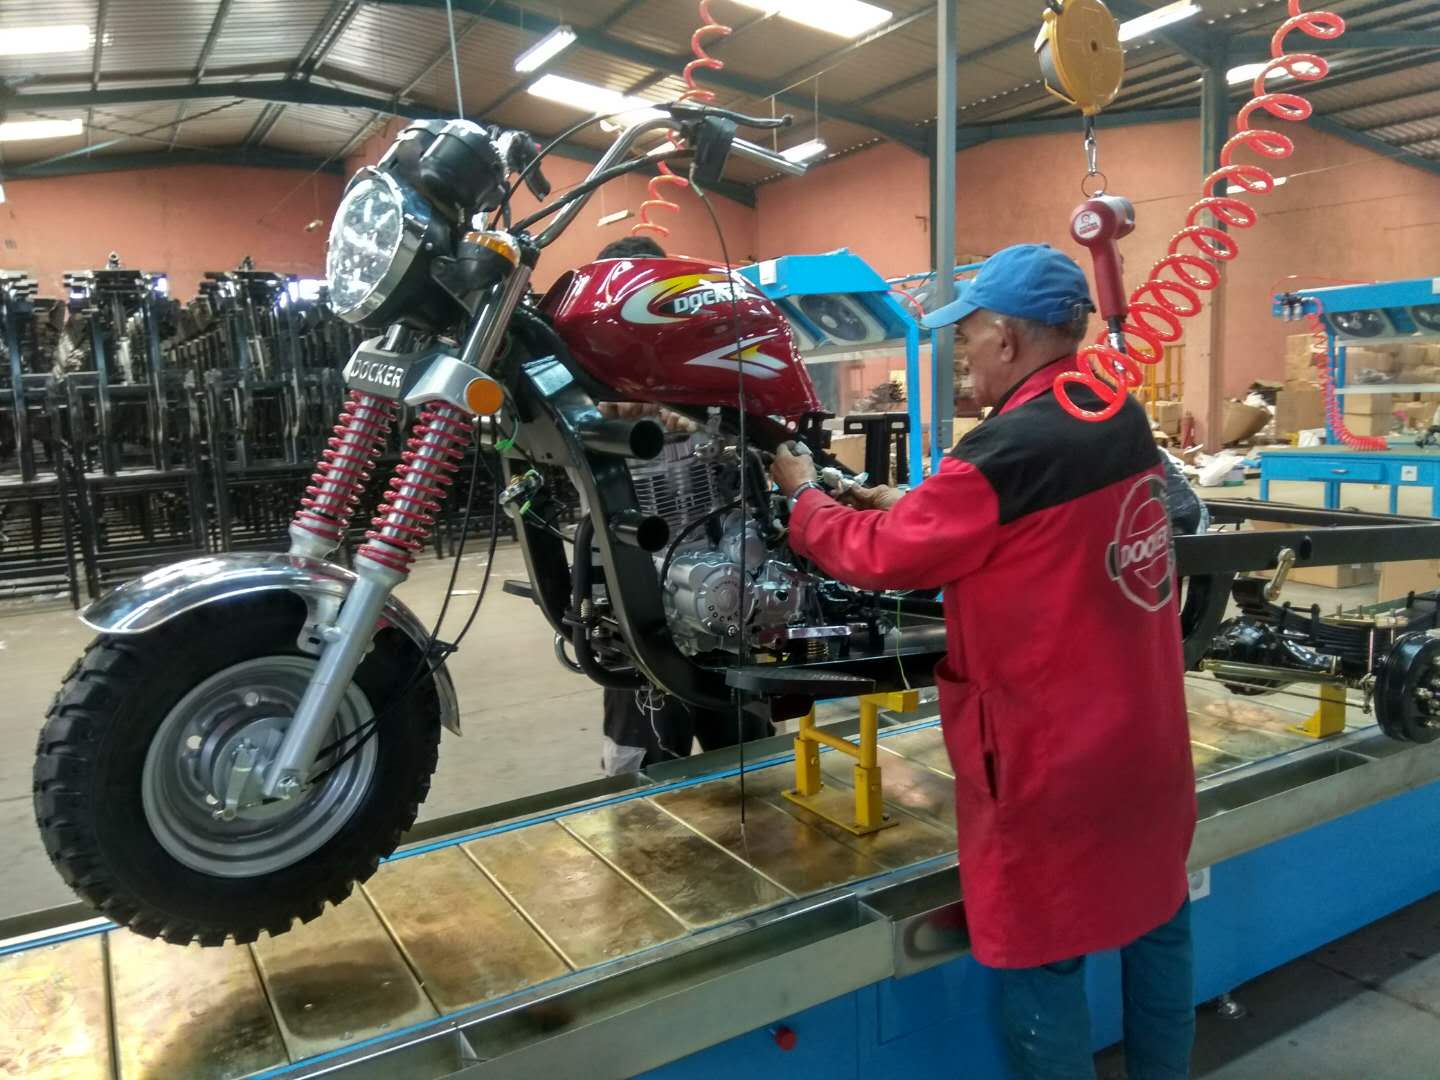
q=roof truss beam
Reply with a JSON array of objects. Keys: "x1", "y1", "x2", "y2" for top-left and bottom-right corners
[
  {"x1": 7, "y1": 148, "x2": 345, "y2": 180},
  {"x1": 1230, "y1": 30, "x2": 1440, "y2": 62},
  {"x1": 1305, "y1": 114, "x2": 1440, "y2": 179},
  {"x1": 375, "y1": 0, "x2": 927, "y2": 153}
]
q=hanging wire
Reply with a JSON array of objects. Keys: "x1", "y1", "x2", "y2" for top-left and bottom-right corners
[{"x1": 445, "y1": 0, "x2": 466, "y2": 117}]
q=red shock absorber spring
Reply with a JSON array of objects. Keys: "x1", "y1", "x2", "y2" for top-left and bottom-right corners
[
  {"x1": 291, "y1": 391, "x2": 399, "y2": 551},
  {"x1": 356, "y1": 402, "x2": 472, "y2": 576},
  {"x1": 1056, "y1": 1, "x2": 1347, "y2": 423},
  {"x1": 632, "y1": 0, "x2": 732, "y2": 239}
]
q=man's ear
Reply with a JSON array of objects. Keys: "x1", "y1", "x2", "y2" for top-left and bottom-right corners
[{"x1": 995, "y1": 316, "x2": 1021, "y2": 364}]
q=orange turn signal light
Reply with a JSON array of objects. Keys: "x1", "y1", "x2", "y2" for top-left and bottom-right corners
[{"x1": 464, "y1": 377, "x2": 505, "y2": 416}]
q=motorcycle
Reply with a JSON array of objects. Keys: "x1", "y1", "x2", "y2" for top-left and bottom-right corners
[{"x1": 34, "y1": 104, "x2": 947, "y2": 946}]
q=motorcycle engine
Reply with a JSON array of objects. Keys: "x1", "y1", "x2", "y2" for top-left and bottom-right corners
[{"x1": 630, "y1": 436, "x2": 814, "y2": 655}]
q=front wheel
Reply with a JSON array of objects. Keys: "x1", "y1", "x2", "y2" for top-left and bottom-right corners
[{"x1": 33, "y1": 600, "x2": 441, "y2": 946}]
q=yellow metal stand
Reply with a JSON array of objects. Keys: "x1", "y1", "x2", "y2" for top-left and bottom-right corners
[
  {"x1": 783, "y1": 690, "x2": 919, "y2": 835},
  {"x1": 1289, "y1": 681, "x2": 1347, "y2": 739}
]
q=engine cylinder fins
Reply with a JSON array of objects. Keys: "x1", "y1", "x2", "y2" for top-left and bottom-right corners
[{"x1": 1374, "y1": 632, "x2": 1440, "y2": 744}]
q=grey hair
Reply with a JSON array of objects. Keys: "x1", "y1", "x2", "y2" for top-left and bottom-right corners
[{"x1": 998, "y1": 309, "x2": 1091, "y2": 350}]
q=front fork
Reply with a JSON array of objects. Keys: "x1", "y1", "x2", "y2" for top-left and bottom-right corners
[{"x1": 260, "y1": 397, "x2": 475, "y2": 797}]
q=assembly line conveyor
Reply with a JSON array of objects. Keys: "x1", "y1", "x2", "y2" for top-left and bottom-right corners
[{"x1": 4, "y1": 680, "x2": 1440, "y2": 1080}]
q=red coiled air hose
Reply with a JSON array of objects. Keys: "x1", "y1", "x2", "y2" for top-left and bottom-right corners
[
  {"x1": 1056, "y1": 1, "x2": 1347, "y2": 422},
  {"x1": 632, "y1": 0, "x2": 731, "y2": 239},
  {"x1": 1307, "y1": 299, "x2": 1389, "y2": 449}
]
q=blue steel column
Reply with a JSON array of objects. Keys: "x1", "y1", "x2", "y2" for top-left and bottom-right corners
[
  {"x1": 1195, "y1": 40, "x2": 1230, "y2": 449},
  {"x1": 930, "y1": 0, "x2": 958, "y2": 473}
]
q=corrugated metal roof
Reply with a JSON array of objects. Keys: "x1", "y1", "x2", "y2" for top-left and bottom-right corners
[
  {"x1": 3, "y1": 0, "x2": 1440, "y2": 186},
  {"x1": 203, "y1": 0, "x2": 336, "y2": 72}
]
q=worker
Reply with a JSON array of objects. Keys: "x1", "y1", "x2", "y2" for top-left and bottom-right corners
[
  {"x1": 770, "y1": 244, "x2": 1196, "y2": 1080},
  {"x1": 592, "y1": 233, "x2": 772, "y2": 774}
]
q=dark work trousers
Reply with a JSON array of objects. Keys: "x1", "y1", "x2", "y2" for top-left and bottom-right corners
[
  {"x1": 601, "y1": 688, "x2": 773, "y2": 776},
  {"x1": 996, "y1": 898, "x2": 1195, "y2": 1080}
]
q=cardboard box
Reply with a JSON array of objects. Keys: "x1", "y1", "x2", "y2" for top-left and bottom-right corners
[
  {"x1": 1340, "y1": 412, "x2": 1393, "y2": 437},
  {"x1": 1154, "y1": 400, "x2": 1182, "y2": 436},
  {"x1": 1222, "y1": 400, "x2": 1271, "y2": 445},
  {"x1": 1407, "y1": 364, "x2": 1440, "y2": 386},
  {"x1": 1346, "y1": 347, "x2": 1392, "y2": 374},
  {"x1": 1343, "y1": 392, "x2": 1392, "y2": 416},
  {"x1": 1396, "y1": 400, "x2": 1435, "y2": 429},
  {"x1": 1286, "y1": 334, "x2": 1318, "y2": 384},
  {"x1": 828, "y1": 433, "x2": 867, "y2": 473},
  {"x1": 1273, "y1": 387, "x2": 1325, "y2": 434},
  {"x1": 1395, "y1": 344, "x2": 1430, "y2": 369},
  {"x1": 1379, "y1": 559, "x2": 1440, "y2": 600},
  {"x1": 1352, "y1": 348, "x2": 1396, "y2": 374},
  {"x1": 1250, "y1": 520, "x2": 1378, "y2": 588}
]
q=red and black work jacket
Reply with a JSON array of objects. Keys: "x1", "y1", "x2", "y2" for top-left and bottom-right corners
[{"x1": 789, "y1": 357, "x2": 1196, "y2": 969}]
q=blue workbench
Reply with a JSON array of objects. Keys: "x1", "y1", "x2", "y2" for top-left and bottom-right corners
[{"x1": 1258, "y1": 445, "x2": 1440, "y2": 515}]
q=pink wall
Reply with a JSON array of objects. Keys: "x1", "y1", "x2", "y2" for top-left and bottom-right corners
[
  {"x1": 757, "y1": 121, "x2": 1440, "y2": 437},
  {"x1": 0, "y1": 165, "x2": 343, "y2": 299},
  {"x1": 345, "y1": 120, "x2": 759, "y2": 293},
  {"x1": 754, "y1": 141, "x2": 931, "y2": 278}
]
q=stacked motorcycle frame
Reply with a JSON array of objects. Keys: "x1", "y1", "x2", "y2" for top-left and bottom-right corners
[{"x1": 0, "y1": 257, "x2": 541, "y2": 607}]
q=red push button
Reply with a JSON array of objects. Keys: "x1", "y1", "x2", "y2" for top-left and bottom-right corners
[{"x1": 771, "y1": 1025, "x2": 798, "y2": 1052}]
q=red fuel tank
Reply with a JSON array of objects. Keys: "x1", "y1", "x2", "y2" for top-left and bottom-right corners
[{"x1": 540, "y1": 257, "x2": 821, "y2": 419}]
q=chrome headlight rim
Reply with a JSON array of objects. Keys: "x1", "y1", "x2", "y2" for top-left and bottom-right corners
[{"x1": 326, "y1": 167, "x2": 431, "y2": 325}]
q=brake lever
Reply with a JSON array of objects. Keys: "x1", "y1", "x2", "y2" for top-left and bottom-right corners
[
  {"x1": 666, "y1": 101, "x2": 793, "y2": 131},
  {"x1": 501, "y1": 129, "x2": 551, "y2": 201}
]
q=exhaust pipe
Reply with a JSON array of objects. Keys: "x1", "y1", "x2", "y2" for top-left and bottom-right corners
[
  {"x1": 577, "y1": 417, "x2": 665, "y2": 460},
  {"x1": 610, "y1": 510, "x2": 670, "y2": 552}
]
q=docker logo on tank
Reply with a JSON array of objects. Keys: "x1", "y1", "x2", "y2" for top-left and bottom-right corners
[{"x1": 1105, "y1": 473, "x2": 1175, "y2": 612}]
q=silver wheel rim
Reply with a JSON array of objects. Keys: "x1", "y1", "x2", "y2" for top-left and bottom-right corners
[{"x1": 142, "y1": 656, "x2": 379, "y2": 878}]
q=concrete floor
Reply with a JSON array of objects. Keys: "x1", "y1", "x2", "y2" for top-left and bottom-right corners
[{"x1": 2, "y1": 475, "x2": 1439, "y2": 1076}]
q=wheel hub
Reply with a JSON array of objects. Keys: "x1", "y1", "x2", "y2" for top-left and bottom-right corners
[
  {"x1": 1374, "y1": 632, "x2": 1440, "y2": 744},
  {"x1": 142, "y1": 656, "x2": 378, "y2": 877}
]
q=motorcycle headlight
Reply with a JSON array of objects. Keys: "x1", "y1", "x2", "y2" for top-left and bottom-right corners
[{"x1": 325, "y1": 169, "x2": 430, "y2": 324}]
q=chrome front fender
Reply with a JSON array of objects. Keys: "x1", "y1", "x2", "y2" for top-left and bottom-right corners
[{"x1": 81, "y1": 553, "x2": 461, "y2": 735}]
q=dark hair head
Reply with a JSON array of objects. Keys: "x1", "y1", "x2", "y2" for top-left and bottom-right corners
[{"x1": 597, "y1": 236, "x2": 667, "y2": 260}]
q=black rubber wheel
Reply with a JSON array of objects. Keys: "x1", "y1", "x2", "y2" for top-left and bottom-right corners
[{"x1": 33, "y1": 597, "x2": 441, "y2": 946}]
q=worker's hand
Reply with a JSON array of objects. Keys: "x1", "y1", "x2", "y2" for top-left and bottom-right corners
[
  {"x1": 770, "y1": 443, "x2": 817, "y2": 496},
  {"x1": 597, "y1": 401, "x2": 698, "y2": 433},
  {"x1": 843, "y1": 484, "x2": 904, "y2": 512}
]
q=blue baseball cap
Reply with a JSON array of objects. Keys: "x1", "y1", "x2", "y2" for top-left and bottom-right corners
[{"x1": 920, "y1": 243, "x2": 1095, "y2": 330}]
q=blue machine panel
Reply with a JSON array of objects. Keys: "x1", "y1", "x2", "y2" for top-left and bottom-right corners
[{"x1": 646, "y1": 776, "x2": 1440, "y2": 1079}]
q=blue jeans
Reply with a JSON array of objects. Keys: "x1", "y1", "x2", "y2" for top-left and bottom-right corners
[{"x1": 996, "y1": 898, "x2": 1195, "y2": 1080}]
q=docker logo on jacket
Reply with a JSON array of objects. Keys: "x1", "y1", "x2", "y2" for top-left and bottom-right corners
[{"x1": 1106, "y1": 473, "x2": 1175, "y2": 612}]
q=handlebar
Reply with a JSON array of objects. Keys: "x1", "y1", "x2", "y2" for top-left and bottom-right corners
[
  {"x1": 731, "y1": 138, "x2": 807, "y2": 177},
  {"x1": 534, "y1": 105, "x2": 806, "y2": 248}
]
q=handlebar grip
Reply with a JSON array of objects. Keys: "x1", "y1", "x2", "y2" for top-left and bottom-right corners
[{"x1": 732, "y1": 138, "x2": 808, "y2": 177}]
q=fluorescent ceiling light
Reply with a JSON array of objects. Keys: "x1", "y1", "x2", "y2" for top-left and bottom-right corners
[
  {"x1": 780, "y1": 138, "x2": 827, "y2": 163},
  {"x1": 1117, "y1": 1, "x2": 1200, "y2": 43},
  {"x1": 0, "y1": 23, "x2": 92, "y2": 56},
  {"x1": 514, "y1": 25, "x2": 576, "y2": 73},
  {"x1": 0, "y1": 118, "x2": 84, "y2": 143},
  {"x1": 727, "y1": 0, "x2": 892, "y2": 39},
  {"x1": 1227, "y1": 59, "x2": 1321, "y2": 85},
  {"x1": 528, "y1": 74, "x2": 665, "y2": 125},
  {"x1": 597, "y1": 208, "x2": 632, "y2": 227}
]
